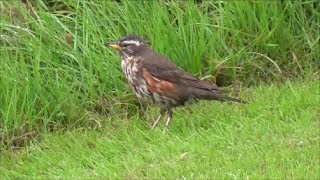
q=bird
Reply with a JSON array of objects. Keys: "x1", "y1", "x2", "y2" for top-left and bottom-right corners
[{"x1": 105, "y1": 34, "x2": 246, "y2": 128}]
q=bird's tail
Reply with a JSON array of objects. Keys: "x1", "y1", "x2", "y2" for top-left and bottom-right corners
[
  {"x1": 190, "y1": 88, "x2": 248, "y2": 104},
  {"x1": 219, "y1": 96, "x2": 248, "y2": 104}
]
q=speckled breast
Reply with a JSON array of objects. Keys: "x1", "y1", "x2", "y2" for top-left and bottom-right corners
[{"x1": 121, "y1": 56, "x2": 153, "y2": 102}]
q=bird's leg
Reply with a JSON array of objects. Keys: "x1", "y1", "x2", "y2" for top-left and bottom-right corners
[
  {"x1": 165, "y1": 107, "x2": 173, "y2": 127},
  {"x1": 152, "y1": 107, "x2": 166, "y2": 129}
]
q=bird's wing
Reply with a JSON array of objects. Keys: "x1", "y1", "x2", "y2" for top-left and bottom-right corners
[{"x1": 142, "y1": 54, "x2": 219, "y2": 91}]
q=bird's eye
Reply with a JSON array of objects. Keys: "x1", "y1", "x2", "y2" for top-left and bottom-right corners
[{"x1": 122, "y1": 43, "x2": 130, "y2": 47}]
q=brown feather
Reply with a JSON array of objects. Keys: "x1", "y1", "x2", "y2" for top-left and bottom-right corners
[
  {"x1": 141, "y1": 51, "x2": 219, "y2": 91},
  {"x1": 142, "y1": 68, "x2": 182, "y2": 99}
]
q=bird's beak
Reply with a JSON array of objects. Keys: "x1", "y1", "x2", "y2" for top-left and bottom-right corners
[{"x1": 105, "y1": 42, "x2": 122, "y2": 50}]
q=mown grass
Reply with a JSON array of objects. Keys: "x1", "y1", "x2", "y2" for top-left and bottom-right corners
[
  {"x1": 1, "y1": 81, "x2": 319, "y2": 179},
  {"x1": 0, "y1": 1, "x2": 319, "y2": 177},
  {"x1": 0, "y1": 0, "x2": 319, "y2": 136}
]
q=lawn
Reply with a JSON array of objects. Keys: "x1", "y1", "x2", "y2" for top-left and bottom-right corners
[
  {"x1": 1, "y1": 81, "x2": 319, "y2": 179},
  {"x1": 0, "y1": 0, "x2": 319, "y2": 179}
]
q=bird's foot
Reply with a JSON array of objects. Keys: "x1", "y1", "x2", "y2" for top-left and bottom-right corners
[{"x1": 162, "y1": 128, "x2": 168, "y2": 134}]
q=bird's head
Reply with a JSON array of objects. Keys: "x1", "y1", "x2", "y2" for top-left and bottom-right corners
[{"x1": 105, "y1": 35, "x2": 149, "y2": 56}]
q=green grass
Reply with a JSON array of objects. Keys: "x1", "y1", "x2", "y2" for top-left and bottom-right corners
[
  {"x1": 1, "y1": 81, "x2": 319, "y2": 179},
  {"x1": 0, "y1": 0, "x2": 319, "y2": 134},
  {"x1": 0, "y1": 1, "x2": 319, "y2": 178}
]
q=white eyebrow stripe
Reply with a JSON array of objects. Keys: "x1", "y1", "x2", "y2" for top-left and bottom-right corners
[{"x1": 122, "y1": 40, "x2": 142, "y2": 46}]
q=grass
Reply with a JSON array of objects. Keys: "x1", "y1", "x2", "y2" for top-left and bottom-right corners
[
  {"x1": 1, "y1": 80, "x2": 319, "y2": 178},
  {"x1": 0, "y1": 0, "x2": 319, "y2": 178},
  {"x1": 0, "y1": 0, "x2": 319, "y2": 134}
]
